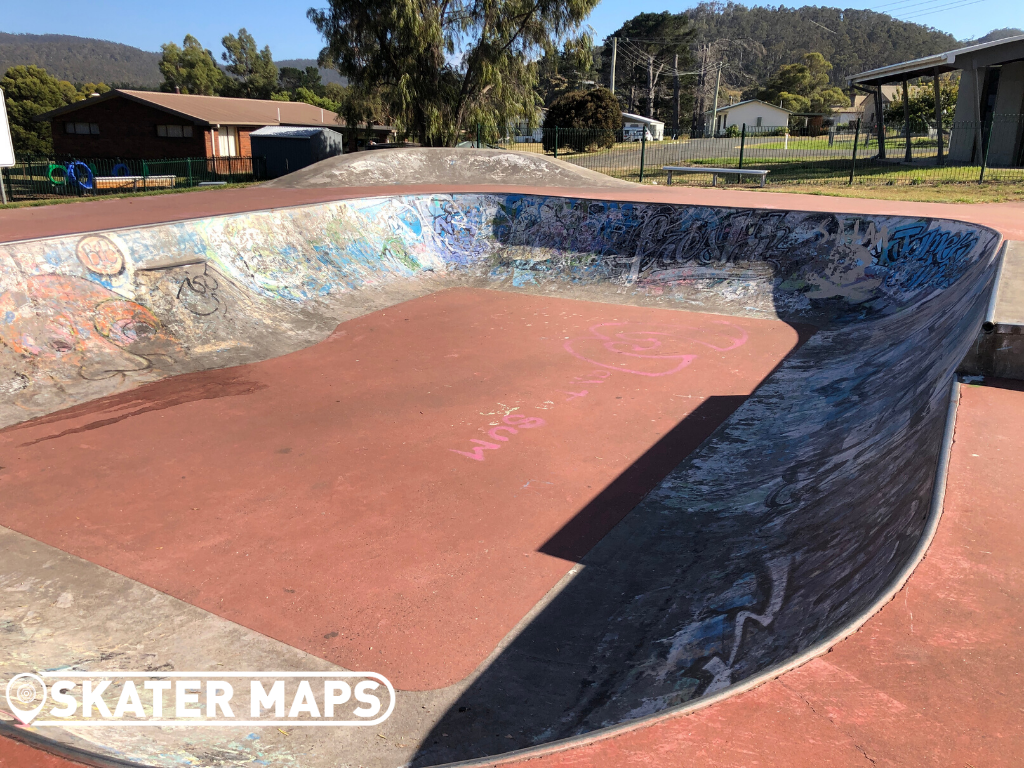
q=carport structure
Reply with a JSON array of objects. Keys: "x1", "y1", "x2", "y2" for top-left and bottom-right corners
[{"x1": 848, "y1": 34, "x2": 1024, "y2": 167}]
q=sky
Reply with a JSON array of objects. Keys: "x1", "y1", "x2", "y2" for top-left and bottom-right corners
[{"x1": 2, "y1": 0, "x2": 1023, "y2": 61}]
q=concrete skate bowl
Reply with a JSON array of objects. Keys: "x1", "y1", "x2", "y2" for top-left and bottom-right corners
[{"x1": 0, "y1": 194, "x2": 1001, "y2": 768}]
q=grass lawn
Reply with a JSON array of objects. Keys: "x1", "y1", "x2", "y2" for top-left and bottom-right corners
[
  {"x1": 751, "y1": 135, "x2": 938, "y2": 151},
  {"x1": 756, "y1": 180, "x2": 1024, "y2": 204},
  {"x1": 0, "y1": 181, "x2": 260, "y2": 210}
]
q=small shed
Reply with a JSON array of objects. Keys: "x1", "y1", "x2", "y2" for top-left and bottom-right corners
[
  {"x1": 621, "y1": 113, "x2": 665, "y2": 141},
  {"x1": 249, "y1": 126, "x2": 346, "y2": 179}
]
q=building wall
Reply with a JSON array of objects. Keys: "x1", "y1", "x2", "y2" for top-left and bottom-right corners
[
  {"x1": 718, "y1": 103, "x2": 789, "y2": 130},
  {"x1": 51, "y1": 97, "x2": 206, "y2": 159},
  {"x1": 988, "y1": 61, "x2": 1024, "y2": 167},
  {"x1": 622, "y1": 120, "x2": 664, "y2": 140},
  {"x1": 949, "y1": 69, "x2": 982, "y2": 163}
]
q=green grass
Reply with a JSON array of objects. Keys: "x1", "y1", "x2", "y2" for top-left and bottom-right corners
[
  {"x1": 760, "y1": 179, "x2": 1024, "y2": 203},
  {"x1": 0, "y1": 181, "x2": 260, "y2": 210},
  {"x1": 751, "y1": 135, "x2": 938, "y2": 151}
]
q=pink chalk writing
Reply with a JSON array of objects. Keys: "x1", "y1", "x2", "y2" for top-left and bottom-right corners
[
  {"x1": 450, "y1": 413, "x2": 547, "y2": 461},
  {"x1": 564, "y1": 321, "x2": 748, "y2": 377}
]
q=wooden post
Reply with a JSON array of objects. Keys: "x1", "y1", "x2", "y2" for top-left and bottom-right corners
[
  {"x1": 903, "y1": 77, "x2": 912, "y2": 162},
  {"x1": 933, "y1": 69, "x2": 944, "y2": 166}
]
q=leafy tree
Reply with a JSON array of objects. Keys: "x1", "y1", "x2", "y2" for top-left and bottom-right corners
[
  {"x1": 292, "y1": 85, "x2": 344, "y2": 114},
  {"x1": 76, "y1": 82, "x2": 111, "y2": 98},
  {"x1": 756, "y1": 53, "x2": 849, "y2": 114},
  {"x1": 1, "y1": 64, "x2": 81, "y2": 154},
  {"x1": 279, "y1": 66, "x2": 324, "y2": 96},
  {"x1": 884, "y1": 77, "x2": 958, "y2": 131},
  {"x1": 602, "y1": 12, "x2": 695, "y2": 120},
  {"x1": 159, "y1": 35, "x2": 227, "y2": 95},
  {"x1": 308, "y1": 0, "x2": 599, "y2": 146},
  {"x1": 542, "y1": 87, "x2": 622, "y2": 151},
  {"x1": 537, "y1": 40, "x2": 602, "y2": 108},
  {"x1": 221, "y1": 28, "x2": 278, "y2": 99}
]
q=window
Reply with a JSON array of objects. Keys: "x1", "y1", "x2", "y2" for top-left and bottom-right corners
[
  {"x1": 156, "y1": 125, "x2": 193, "y2": 138},
  {"x1": 65, "y1": 122, "x2": 99, "y2": 135},
  {"x1": 756, "y1": 116, "x2": 763, "y2": 127},
  {"x1": 217, "y1": 126, "x2": 239, "y2": 157}
]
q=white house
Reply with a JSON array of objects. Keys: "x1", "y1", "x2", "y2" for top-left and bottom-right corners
[
  {"x1": 510, "y1": 109, "x2": 547, "y2": 142},
  {"x1": 711, "y1": 100, "x2": 792, "y2": 134},
  {"x1": 621, "y1": 112, "x2": 665, "y2": 141}
]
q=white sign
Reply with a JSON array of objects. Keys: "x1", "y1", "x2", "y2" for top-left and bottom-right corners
[{"x1": 0, "y1": 87, "x2": 15, "y2": 167}]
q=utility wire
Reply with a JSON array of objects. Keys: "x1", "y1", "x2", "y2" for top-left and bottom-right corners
[{"x1": 899, "y1": 0, "x2": 993, "y2": 19}]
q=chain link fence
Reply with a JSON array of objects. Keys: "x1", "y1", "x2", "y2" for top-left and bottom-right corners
[
  {"x1": 1, "y1": 156, "x2": 265, "y2": 203},
  {"x1": 490, "y1": 114, "x2": 1024, "y2": 187}
]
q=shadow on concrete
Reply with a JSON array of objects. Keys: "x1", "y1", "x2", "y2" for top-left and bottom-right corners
[
  {"x1": 539, "y1": 326, "x2": 817, "y2": 563},
  {"x1": 413, "y1": 323, "x2": 820, "y2": 765}
]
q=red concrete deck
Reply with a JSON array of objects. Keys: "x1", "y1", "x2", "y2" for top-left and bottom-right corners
[{"x1": 0, "y1": 289, "x2": 799, "y2": 691}]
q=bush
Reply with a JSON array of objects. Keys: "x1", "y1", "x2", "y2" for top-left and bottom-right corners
[
  {"x1": 724, "y1": 124, "x2": 741, "y2": 138},
  {"x1": 543, "y1": 88, "x2": 623, "y2": 153}
]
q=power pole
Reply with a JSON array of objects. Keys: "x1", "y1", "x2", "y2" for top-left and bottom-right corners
[
  {"x1": 673, "y1": 53, "x2": 680, "y2": 138},
  {"x1": 709, "y1": 63, "x2": 722, "y2": 136},
  {"x1": 691, "y1": 46, "x2": 708, "y2": 137},
  {"x1": 610, "y1": 37, "x2": 617, "y2": 94}
]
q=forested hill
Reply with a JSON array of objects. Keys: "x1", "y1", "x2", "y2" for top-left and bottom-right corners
[
  {"x1": 686, "y1": 3, "x2": 960, "y2": 88},
  {"x1": 0, "y1": 33, "x2": 162, "y2": 86},
  {"x1": 0, "y1": 34, "x2": 347, "y2": 89}
]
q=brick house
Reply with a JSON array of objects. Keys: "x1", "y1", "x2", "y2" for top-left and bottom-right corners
[{"x1": 37, "y1": 90, "x2": 392, "y2": 159}]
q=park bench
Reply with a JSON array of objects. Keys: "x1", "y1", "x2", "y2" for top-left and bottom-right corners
[
  {"x1": 94, "y1": 174, "x2": 176, "y2": 191},
  {"x1": 663, "y1": 166, "x2": 770, "y2": 187}
]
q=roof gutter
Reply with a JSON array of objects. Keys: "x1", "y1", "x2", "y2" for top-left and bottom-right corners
[{"x1": 846, "y1": 52, "x2": 951, "y2": 86}]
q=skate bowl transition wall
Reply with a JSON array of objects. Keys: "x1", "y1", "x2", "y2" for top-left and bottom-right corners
[{"x1": 0, "y1": 193, "x2": 1002, "y2": 767}]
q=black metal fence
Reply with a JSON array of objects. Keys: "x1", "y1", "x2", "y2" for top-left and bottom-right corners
[
  {"x1": 492, "y1": 114, "x2": 1024, "y2": 187},
  {"x1": 1, "y1": 156, "x2": 265, "y2": 202}
]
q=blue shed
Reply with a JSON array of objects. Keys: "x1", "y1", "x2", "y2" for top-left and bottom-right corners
[{"x1": 250, "y1": 126, "x2": 346, "y2": 179}]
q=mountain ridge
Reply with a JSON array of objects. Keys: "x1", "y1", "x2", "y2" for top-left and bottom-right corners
[{"x1": 0, "y1": 32, "x2": 345, "y2": 88}]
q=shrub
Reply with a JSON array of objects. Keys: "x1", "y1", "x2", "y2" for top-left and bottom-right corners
[{"x1": 543, "y1": 88, "x2": 623, "y2": 153}]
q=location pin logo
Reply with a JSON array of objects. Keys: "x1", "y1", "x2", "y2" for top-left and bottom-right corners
[{"x1": 5, "y1": 673, "x2": 48, "y2": 724}]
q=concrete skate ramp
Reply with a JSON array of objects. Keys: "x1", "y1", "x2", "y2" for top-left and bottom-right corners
[
  {"x1": 0, "y1": 194, "x2": 1001, "y2": 768},
  {"x1": 261, "y1": 147, "x2": 638, "y2": 188}
]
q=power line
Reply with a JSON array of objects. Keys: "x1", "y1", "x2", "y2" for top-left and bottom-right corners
[
  {"x1": 899, "y1": 0, "x2": 994, "y2": 19},
  {"x1": 868, "y1": 0, "x2": 963, "y2": 16}
]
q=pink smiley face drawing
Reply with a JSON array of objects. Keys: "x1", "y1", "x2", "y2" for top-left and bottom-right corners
[{"x1": 563, "y1": 320, "x2": 749, "y2": 376}]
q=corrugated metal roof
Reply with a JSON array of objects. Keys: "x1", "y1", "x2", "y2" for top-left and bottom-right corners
[
  {"x1": 847, "y1": 34, "x2": 1024, "y2": 86},
  {"x1": 621, "y1": 112, "x2": 665, "y2": 127},
  {"x1": 117, "y1": 91, "x2": 340, "y2": 127},
  {"x1": 250, "y1": 126, "x2": 342, "y2": 138},
  {"x1": 36, "y1": 90, "x2": 344, "y2": 127},
  {"x1": 712, "y1": 99, "x2": 793, "y2": 114}
]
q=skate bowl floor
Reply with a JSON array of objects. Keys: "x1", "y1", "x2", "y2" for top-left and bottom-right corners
[{"x1": 0, "y1": 191, "x2": 1003, "y2": 767}]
